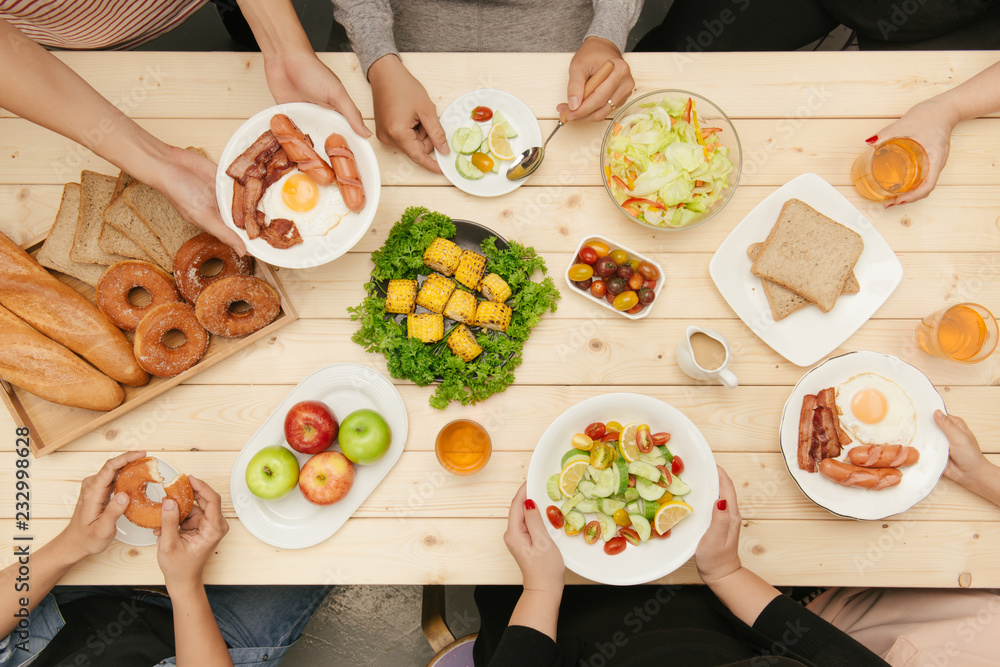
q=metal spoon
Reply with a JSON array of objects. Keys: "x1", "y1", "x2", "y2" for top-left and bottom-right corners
[{"x1": 506, "y1": 60, "x2": 616, "y2": 181}]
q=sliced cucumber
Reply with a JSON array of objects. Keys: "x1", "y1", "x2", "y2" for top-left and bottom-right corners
[
  {"x1": 629, "y1": 515, "x2": 652, "y2": 542},
  {"x1": 577, "y1": 479, "x2": 597, "y2": 499},
  {"x1": 455, "y1": 154, "x2": 484, "y2": 180},
  {"x1": 639, "y1": 451, "x2": 666, "y2": 466},
  {"x1": 492, "y1": 111, "x2": 518, "y2": 138},
  {"x1": 561, "y1": 450, "x2": 589, "y2": 467},
  {"x1": 636, "y1": 477, "x2": 666, "y2": 502},
  {"x1": 565, "y1": 509, "x2": 586, "y2": 532},
  {"x1": 643, "y1": 498, "x2": 658, "y2": 521},
  {"x1": 596, "y1": 512, "x2": 616, "y2": 543},
  {"x1": 459, "y1": 124, "x2": 483, "y2": 154},
  {"x1": 587, "y1": 465, "x2": 601, "y2": 481},
  {"x1": 592, "y1": 467, "x2": 617, "y2": 498},
  {"x1": 659, "y1": 445, "x2": 674, "y2": 462},
  {"x1": 628, "y1": 461, "x2": 660, "y2": 482},
  {"x1": 612, "y1": 461, "x2": 629, "y2": 495},
  {"x1": 626, "y1": 501, "x2": 641, "y2": 515},
  {"x1": 575, "y1": 497, "x2": 598, "y2": 514},
  {"x1": 546, "y1": 474, "x2": 562, "y2": 502},
  {"x1": 623, "y1": 487, "x2": 639, "y2": 503},
  {"x1": 561, "y1": 492, "x2": 583, "y2": 516},
  {"x1": 491, "y1": 158, "x2": 501, "y2": 174},
  {"x1": 450, "y1": 127, "x2": 471, "y2": 153},
  {"x1": 598, "y1": 497, "x2": 626, "y2": 515},
  {"x1": 666, "y1": 476, "x2": 691, "y2": 496}
]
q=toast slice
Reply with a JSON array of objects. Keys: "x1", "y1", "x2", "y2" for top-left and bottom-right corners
[
  {"x1": 123, "y1": 182, "x2": 201, "y2": 260},
  {"x1": 71, "y1": 170, "x2": 130, "y2": 266},
  {"x1": 99, "y1": 171, "x2": 156, "y2": 264},
  {"x1": 103, "y1": 172, "x2": 173, "y2": 271},
  {"x1": 747, "y1": 243, "x2": 860, "y2": 320},
  {"x1": 750, "y1": 199, "x2": 864, "y2": 313},
  {"x1": 35, "y1": 183, "x2": 107, "y2": 287}
]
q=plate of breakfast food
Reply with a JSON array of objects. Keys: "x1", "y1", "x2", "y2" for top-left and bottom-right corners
[
  {"x1": 434, "y1": 89, "x2": 542, "y2": 197},
  {"x1": 526, "y1": 393, "x2": 718, "y2": 585},
  {"x1": 216, "y1": 102, "x2": 380, "y2": 269},
  {"x1": 778, "y1": 350, "x2": 948, "y2": 520},
  {"x1": 709, "y1": 173, "x2": 903, "y2": 367}
]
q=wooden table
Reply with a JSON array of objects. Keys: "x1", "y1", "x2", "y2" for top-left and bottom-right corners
[{"x1": 1, "y1": 52, "x2": 998, "y2": 588}]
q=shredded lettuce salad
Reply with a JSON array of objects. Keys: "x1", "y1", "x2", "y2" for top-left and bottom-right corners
[{"x1": 604, "y1": 97, "x2": 735, "y2": 228}]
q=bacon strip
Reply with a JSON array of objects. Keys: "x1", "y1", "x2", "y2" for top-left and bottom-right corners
[
  {"x1": 817, "y1": 387, "x2": 852, "y2": 449},
  {"x1": 242, "y1": 177, "x2": 264, "y2": 239},
  {"x1": 797, "y1": 394, "x2": 818, "y2": 472},
  {"x1": 226, "y1": 130, "x2": 280, "y2": 183},
  {"x1": 260, "y1": 218, "x2": 303, "y2": 249},
  {"x1": 263, "y1": 147, "x2": 295, "y2": 190},
  {"x1": 231, "y1": 180, "x2": 245, "y2": 230}
]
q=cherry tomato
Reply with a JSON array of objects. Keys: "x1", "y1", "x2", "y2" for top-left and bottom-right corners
[
  {"x1": 471, "y1": 151, "x2": 494, "y2": 173},
  {"x1": 642, "y1": 278, "x2": 657, "y2": 291},
  {"x1": 586, "y1": 240, "x2": 611, "y2": 257},
  {"x1": 546, "y1": 506, "x2": 564, "y2": 529},
  {"x1": 575, "y1": 278, "x2": 592, "y2": 290},
  {"x1": 565, "y1": 523, "x2": 582, "y2": 536},
  {"x1": 619, "y1": 527, "x2": 641, "y2": 546},
  {"x1": 655, "y1": 527, "x2": 672, "y2": 539},
  {"x1": 636, "y1": 426, "x2": 653, "y2": 454},
  {"x1": 616, "y1": 264, "x2": 634, "y2": 280},
  {"x1": 600, "y1": 432, "x2": 619, "y2": 443},
  {"x1": 568, "y1": 263, "x2": 594, "y2": 281},
  {"x1": 589, "y1": 442, "x2": 613, "y2": 469},
  {"x1": 627, "y1": 302, "x2": 644, "y2": 315},
  {"x1": 628, "y1": 273, "x2": 644, "y2": 290},
  {"x1": 628, "y1": 259, "x2": 641, "y2": 270},
  {"x1": 651, "y1": 432, "x2": 671, "y2": 446},
  {"x1": 605, "y1": 276, "x2": 627, "y2": 297},
  {"x1": 590, "y1": 280, "x2": 607, "y2": 298},
  {"x1": 471, "y1": 106, "x2": 493, "y2": 122},
  {"x1": 609, "y1": 249, "x2": 629, "y2": 266},
  {"x1": 671, "y1": 455, "x2": 685, "y2": 475},
  {"x1": 637, "y1": 261, "x2": 660, "y2": 280},
  {"x1": 613, "y1": 290, "x2": 638, "y2": 311},
  {"x1": 584, "y1": 520, "x2": 601, "y2": 544},
  {"x1": 605, "y1": 292, "x2": 617, "y2": 304},
  {"x1": 585, "y1": 422, "x2": 606, "y2": 440},
  {"x1": 572, "y1": 433, "x2": 594, "y2": 451},
  {"x1": 613, "y1": 509, "x2": 631, "y2": 527},
  {"x1": 578, "y1": 246, "x2": 599, "y2": 265},
  {"x1": 656, "y1": 464, "x2": 673, "y2": 487},
  {"x1": 638, "y1": 287, "x2": 655, "y2": 305},
  {"x1": 595, "y1": 257, "x2": 618, "y2": 278},
  {"x1": 657, "y1": 491, "x2": 674, "y2": 505},
  {"x1": 604, "y1": 536, "x2": 627, "y2": 555},
  {"x1": 606, "y1": 421, "x2": 623, "y2": 433}
]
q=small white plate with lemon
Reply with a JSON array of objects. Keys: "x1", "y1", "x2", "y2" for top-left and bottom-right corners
[
  {"x1": 435, "y1": 89, "x2": 542, "y2": 197},
  {"x1": 526, "y1": 393, "x2": 718, "y2": 586}
]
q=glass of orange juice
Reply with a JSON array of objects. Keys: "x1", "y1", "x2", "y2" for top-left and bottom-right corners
[
  {"x1": 852, "y1": 137, "x2": 929, "y2": 201},
  {"x1": 916, "y1": 303, "x2": 998, "y2": 363},
  {"x1": 435, "y1": 419, "x2": 491, "y2": 475}
]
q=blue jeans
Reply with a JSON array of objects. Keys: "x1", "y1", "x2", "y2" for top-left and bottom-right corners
[{"x1": 0, "y1": 585, "x2": 330, "y2": 667}]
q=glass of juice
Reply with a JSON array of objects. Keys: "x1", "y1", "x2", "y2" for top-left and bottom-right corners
[
  {"x1": 435, "y1": 420, "x2": 491, "y2": 475},
  {"x1": 916, "y1": 303, "x2": 998, "y2": 363},
  {"x1": 852, "y1": 137, "x2": 929, "y2": 201}
]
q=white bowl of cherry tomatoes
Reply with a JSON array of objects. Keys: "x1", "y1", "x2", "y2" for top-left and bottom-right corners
[{"x1": 564, "y1": 236, "x2": 663, "y2": 320}]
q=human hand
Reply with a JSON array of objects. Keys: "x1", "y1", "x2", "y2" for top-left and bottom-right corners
[
  {"x1": 695, "y1": 467, "x2": 742, "y2": 585},
  {"x1": 936, "y1": 410, "x2": 989, "y2": 485},
  {"x1": 264, "y1": 49, "x2": 371, "y2": 138},
  {"x1": 58, "y1": 451, "x2": 146, "y2": 562},
  {"x1": 504, "y1": 483, "x2": 564, "y2": 595},
  {"x1": 155, "y1": 476, "x2": 229, "y2": 591},
  {"x1": 369, "y1": 55, "x2": 448, "y2": 174},
  {"x1": 867, "y1": 98, "x2": 960, "y2": 207},
  {"x1": 558, "y1": 36, "x2": 634, "y2": 122}
]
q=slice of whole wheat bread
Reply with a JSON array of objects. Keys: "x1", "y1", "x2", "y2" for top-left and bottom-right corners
[
  {"x1": 750, "y1": 199, "x2": 864, "y2": 313},
  {"x1": 99, "y1": 172, "x2": 156, "y2": 264},
  {"x1": 70, "y1": 170, "x2": 130, "y2": 266},
  {"x1": 123, "y1": 182, "x2": 201, "y2": 259},
  {"x1": 36, "y1": 183, "x2": 107, "y2": 287},
  {"x1": 747, "y1": 242, "x2": 860, "y2": 320},
  {"x1": 105, "y1": 173, "x2": 174, "y2": 271}
]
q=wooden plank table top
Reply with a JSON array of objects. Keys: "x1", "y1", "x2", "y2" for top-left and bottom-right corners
[{"x1": 1, "y1": 51, "x2": 998, "y2": 588}]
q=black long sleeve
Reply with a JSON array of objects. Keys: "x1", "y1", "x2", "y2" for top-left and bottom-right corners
[{"x1": 486, "y1": 625, "x2": 560, "y2": 667}]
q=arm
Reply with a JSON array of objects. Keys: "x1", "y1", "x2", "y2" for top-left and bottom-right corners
[
  {"x1": 0, "y1": 19, "x2": 245, "y2": 252},
  {"x1": 330, "y1": 0, "x2": 397, "y2": 78},
  {"x1": 155, "y1": 476, "x2": 232, "y2": 667},
  {"x1": 936, "y1": 410, "x2": 1000, "y2": 506},
  {"x1": 0, "y1": 451, "x2": 144, "y2": 637},
  {"x1": 235, "y1": 0, "x2": 369, "y2": 137}
]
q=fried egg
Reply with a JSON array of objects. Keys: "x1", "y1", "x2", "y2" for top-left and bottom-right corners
[
  {"x1": 262, "y1": 170, "x2": 349, "y2": 237},
  {"x1": 836, "y1": 373, "x2": 916, "y2": 447}
]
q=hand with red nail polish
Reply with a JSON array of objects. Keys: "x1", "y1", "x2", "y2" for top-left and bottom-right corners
[{"x1": 695, "y1": 466, "x2": 742, "y2": 586}]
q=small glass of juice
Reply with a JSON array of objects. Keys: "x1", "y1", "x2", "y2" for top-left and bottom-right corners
[
  {"x1": 916, "y1": 303, "x2": 998, "y2": 363},
  {"x1": 435, "y1": 420, "x2": 491, "y2": 475},
  {"x1": 852, "y1": 137, "x2": 929, "y2": 201}
]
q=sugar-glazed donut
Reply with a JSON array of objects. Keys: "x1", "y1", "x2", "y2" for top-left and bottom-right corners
[
  {"x1": 96, "y1": 260, "x2": 181, "y2": 332},
  {"x1": 173, "y1": 233, "x2": 253, "y2": 303},
  {"x1": 114, "y1": 457, "x2": 193, "y2": 529},
  {"x1": 195, "y1": 275, "x2": 280, "y2": 337},
  {"x1": 134, "y1": 302, "x2": 209, "y2": 377}
]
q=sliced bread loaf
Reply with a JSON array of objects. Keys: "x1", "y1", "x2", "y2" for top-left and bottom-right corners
[
  {"x1": 35, "y1": 183, "x2": 106, "y2": 287},
  {"x1": 105, "y1": 173, "x2": 174, "y2": 271},
  {"x1": 747, "y1": 242, "x2": 860, "y2": 321},
  {"x1": 70, "y1": 170, "x2": 129, "y2": 266}
]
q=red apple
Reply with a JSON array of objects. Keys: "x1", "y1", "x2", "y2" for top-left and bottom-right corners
[
  {"x1": 298, "y1": 451, "x2": 354, "y2": 505},
  {"x1": 284, "y1": 400, "x2": 338, "y2": 455}
]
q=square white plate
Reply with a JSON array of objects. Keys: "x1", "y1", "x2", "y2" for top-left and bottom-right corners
[{"x1": 709, "y1": 173, "x2": 903, "y2": 366}]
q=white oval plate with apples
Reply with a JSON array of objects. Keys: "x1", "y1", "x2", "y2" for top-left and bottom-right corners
[{"x1": 230, "y1": 363, "x2": 408, "y2": 549}]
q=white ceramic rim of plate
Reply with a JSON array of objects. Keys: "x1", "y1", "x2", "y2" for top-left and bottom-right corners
[
  {"x1": 230, "y1": 363, "x2": 408, "y2": 549},
  {"x1": 526, "y1": 393, "x2": 718, "y2": 586},
  {"x1": 115, "y1": 457, "x2": 178, "y2": 547},
  {"x1": 778, "y1": 350, "x2": 948, "y2": 520},
  {"x1": 215, "y1": 102, "x2": 381, "y2": 269},
  {"x1": 434, "y1": 89, "x2": 542, "y2": 197}
]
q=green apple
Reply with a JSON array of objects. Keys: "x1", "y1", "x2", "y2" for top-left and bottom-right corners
[
  {"x1": 338, "y1": 409, "x2": 391, "y2": 464},
  {"x1": 245, "y1": 446, "x2": 299, "y2": 499}
]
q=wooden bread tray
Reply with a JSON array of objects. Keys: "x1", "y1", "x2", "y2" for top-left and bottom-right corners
[{"x1": 1, "y1": 239, "x2": 298, "y2": 457}]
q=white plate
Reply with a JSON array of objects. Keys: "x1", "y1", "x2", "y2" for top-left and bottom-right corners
[
  {"x1": 564, "y1": 235, "x2": 665, "y2": 320},
  {"x1": 230, "y1": 363, "x2": 407, "y2": 549},
  {"x1": 434, "y1": 89, "x2": 542, "y2": 197},
  {"x1": 709, "y1": 173, "x2": 903, "y2": 366},
  {"x1": 526, "y1": 394, "x2": 718, "y2": 586},
  {"x1": 116, "y1": 457, "x2": 179, "y2": 547},
  {"x1": 779, "y1": 351, "x2": 948, "y2": 520},
  {"x1": 215, "y1": 102, "x2": 381, "y2": 269}
]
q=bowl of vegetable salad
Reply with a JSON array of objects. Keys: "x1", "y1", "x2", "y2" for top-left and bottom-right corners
[{"x1": 602, "y1": 90, "x2": 741, "y2": 230}]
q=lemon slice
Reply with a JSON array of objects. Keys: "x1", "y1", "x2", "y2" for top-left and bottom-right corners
[
  {"x1": 487, "y1": 123, "x2": 516, "y2": 160},
  {"x1": 559, "y1": 459, "x2": 590, "y2": 498},
  {"x1": 653, "y1": 500, "x2": 693, "y2": 534},
  {"x1": 618, "y1": 423, "x2": 640, "y2": 462}
]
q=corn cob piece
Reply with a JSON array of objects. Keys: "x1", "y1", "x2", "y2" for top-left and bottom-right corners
[
  {"x1": 415, "y1": 273, "x2": 456, "y2": 313},
  {"x1": 474, "y1": 301, "x2": 512, "y2": 332},
  {"x1": 407, "y1": 313, "x2": 444, "y2": 343},
  {"x1": 384, "y1": 279, "x2": 417, "y2": 314},
  {"x1": 423, "y1": 237, "x2": 463, "y2": 276},
  {"x1": 443, "y1": 290, "x2": 477, "y2": 324},
  {"x1": 447, "y1": 324, "x2": 482, "y2": 362},
  {"x1": 454, "y1": 250, "x2": 487, "y2": 290},
  {"x1": 478, "y1": 273, "x2": 511, "y2": 303}
]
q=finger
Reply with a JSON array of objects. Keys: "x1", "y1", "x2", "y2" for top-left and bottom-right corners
[
  {"x1": 84, "y1": 451, "x2": 147, "y2": 502},
  {"x1": 204, "y1": 215, "x2": 248, "y2": 256},
  {"x1": 934, "y1": 409, "x2": 969, "y2": 442},
  {"x1": 157, "y1": 498, "x2": 180, "y2": 550},
  {"x1": 335, "y1": 97, "x2": 372, "y2": 138},
  {"x1": 521, "y1": 494, "x2": 553, "y2": 547},
  {"x1": 400, "y1": 133, "x2": 443, "y2": 174},
  {"x1": 93, "y1": 491, "x2": 130, "y2": 536},
  {"x1": 566, "y1": 61, "x2": 587, "y2": 113},
  {"x1": 717, "y1": 466, "x2": 742, "y2": 529},
  {"x1": 188, "y1": 476, "x2": 224, "y2": 521},
  {"x1": 579, "y1": 80, "x2": 634, "y2": 123},
  {"x1": 418, "y1": 107, "x2": 449, "y2": 155},
  {"x1": 568, "y1": 73, "x2": 619, "y2": 121},
  {"x1": 885, "y1": 174, "x2": 938, "y2": 207},
  {"x1": 507, "y1": 483, "x2": 530, "y2": 541}
]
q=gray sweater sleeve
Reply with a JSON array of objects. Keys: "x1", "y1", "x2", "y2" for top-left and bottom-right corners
[
  {"x1": 331, "y1": 0, "x2": 398, "y2": 77},
  {"x1": 586, "y1": 0, "x2": 644, "y2": 52}
]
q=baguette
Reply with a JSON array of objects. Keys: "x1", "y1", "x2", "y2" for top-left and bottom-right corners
[
  {"x1": 0, "y1": 231, "x2": 149, "y2": 387},
  {"x1": 0, "y1": 305, "x2": 124, "y2": 411}
]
